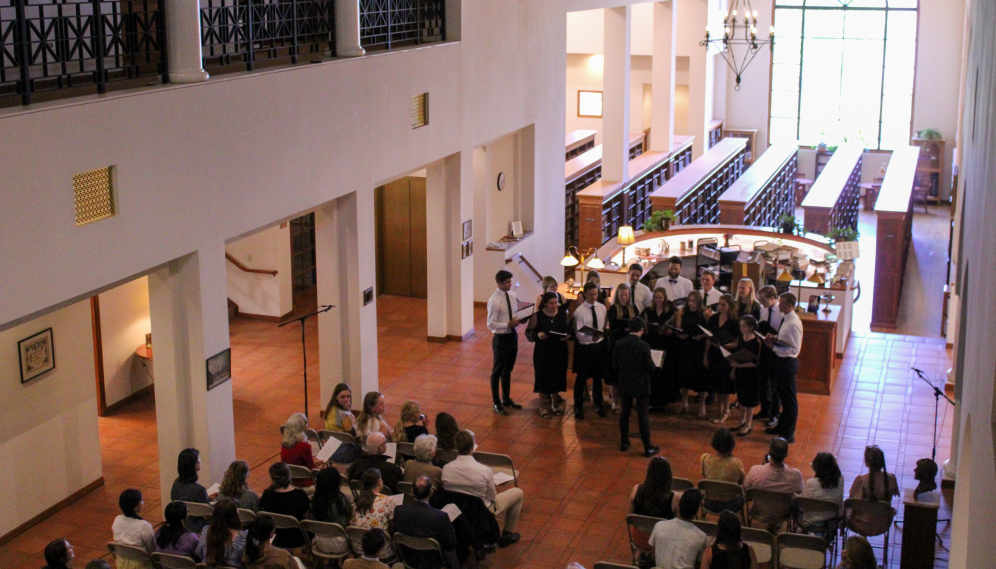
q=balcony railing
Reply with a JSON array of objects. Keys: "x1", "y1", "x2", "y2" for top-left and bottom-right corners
[
  {"x1": 201, "y1": 0, "x2": 335, "y2": 74},
  {"x1": 0, "y1": 0, "x2": 167, "y2": 108},
  {"x1": 359, "y1": 0, "x2": 444, "y2": 51}
]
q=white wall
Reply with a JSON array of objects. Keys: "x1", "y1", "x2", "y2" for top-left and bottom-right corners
[
  {"x1": 225, "y1": 224, "x2": 293, "y2": 318},
  {"x1": 0, "y1": 300, "x2": 102, "y2": 537},
  {"x1": 566, "y1": 54, "x2": 656, "y2": 143},
  {"x1": 98, "y1": 277, "x2": 152, "y2": 406}
]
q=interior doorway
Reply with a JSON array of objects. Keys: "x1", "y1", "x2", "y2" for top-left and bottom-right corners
[
  {"x1": 291, "y1": 213, "x2": 318, "y2": 313},
  {"x1": 374, "y1": 175, "x2": 428, "y2": 298}
]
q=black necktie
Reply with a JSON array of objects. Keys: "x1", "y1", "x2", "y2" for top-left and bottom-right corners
[
  {"x1": 505, "y1": 292, "x2": 515, "y2": 329},
  {"x1": 591, "y1": 305, "x2": 598, "y2": 329},
  {"x1": 669, "y1": 279, "x2": 677, "y2": 284},
  {"x1": 768, "y1": 310, "x2": 773, "y2": 324}
]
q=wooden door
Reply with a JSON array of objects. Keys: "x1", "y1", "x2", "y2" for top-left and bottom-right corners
[
  {"x1": 375, "y1": 177, "x2": 427, "y2": 298},
  {"x1": 291, "y1": 212, "x2": 317, "y2": 312}
]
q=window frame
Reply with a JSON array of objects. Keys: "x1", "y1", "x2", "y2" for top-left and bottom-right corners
[
  {"x1": 577, "y1": 90, "x2": 604, "y2": 118},
  {"x1": 767, "y1": 0, "x2": 921, "y2": 151}
]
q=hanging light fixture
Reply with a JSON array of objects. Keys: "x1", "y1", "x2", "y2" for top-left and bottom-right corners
[{"x1": 700, "y1": 0, "x2": 774, "y2": 91}]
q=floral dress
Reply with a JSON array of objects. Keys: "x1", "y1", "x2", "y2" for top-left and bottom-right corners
[{"x1": 349, "y1": 494, "x2": 395, "y2": 558}]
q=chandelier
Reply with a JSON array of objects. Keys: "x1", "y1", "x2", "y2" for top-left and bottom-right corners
[{"x1": 700, "y1": 0, "x2": 774, "y2": 91}]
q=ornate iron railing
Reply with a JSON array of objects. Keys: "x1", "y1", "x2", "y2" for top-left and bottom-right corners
[
  {"x1": 0, "y1": 0, "x2": 166, "y2": 107},
  {"x1": 201, "y1": 0, "x2": 334, "y2": 74},
  {"x1": 359, "y1": 0, "x2": 443, "y2": 51}
]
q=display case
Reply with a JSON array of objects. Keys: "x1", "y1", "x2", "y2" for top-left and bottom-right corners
[{"x1": 911, "y1": 137, "x2": 945, "y2": 203}]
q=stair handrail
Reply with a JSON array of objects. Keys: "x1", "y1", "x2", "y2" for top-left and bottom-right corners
[
  {"x1": 505, "y1": 253, "x2": 543, "y2": 283},
  {"x1": 225, "y1": 253, "x2": 278, "y2": 276}
]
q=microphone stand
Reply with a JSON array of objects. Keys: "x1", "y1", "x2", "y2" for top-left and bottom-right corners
[
  {"x1": 278, "y1": 305, "x2": 334, "y2": 417},
  {"x1": 911, "y1": 367, "x2": 955, "y2": 463}
]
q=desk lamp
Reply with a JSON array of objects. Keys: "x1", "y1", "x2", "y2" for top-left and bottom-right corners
[
  {"x1": 801, "y1": 271, "x2": 825, "y2": 304},
  {"x1": 561, "y1": 246, "x2": 600, "y2": 289},
  {"x1": 617, "y1": 226, "x2": 636, "y2": 266}
]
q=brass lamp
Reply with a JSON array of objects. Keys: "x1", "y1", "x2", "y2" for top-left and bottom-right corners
[
  {"x1": 617, "y1": 226, "x2": 636, "y2": 266},
  {"x1": 561, "y1": 246, "x2": 599, "y2": 290}
]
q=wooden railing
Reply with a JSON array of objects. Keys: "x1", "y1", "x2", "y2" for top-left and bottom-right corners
[
  {"x1": 565, "y1": 130, "x2": 597, "y2": 161},
  {"x1": 718, "y1": 143, "x2": 798, "y2": 226},
  {"x1": 574, "y1": 136, "x2": 695, "y2": 251},
  {"x1": 871, "y1": 146, "x2": 919, "y2": 330},
  {"x1": 802, "y1": 144, "x2": 863, "y2": 234},
  {"x1": 564, "y1": 132, "x2": 650, "y2": 249},
  {"x1": 225, "y1": 253, "x2": 278, "y2": 276},
  {"x1": 649, "y1": 137, "x2": 748, "y2": 225}
]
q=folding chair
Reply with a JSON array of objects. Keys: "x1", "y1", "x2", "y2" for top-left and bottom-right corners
[
  {"x1": 261, "y1": 512, "x2": 308, "y2": 551},
  {"x1": 791, "y1": 497, "x2": 842, "y2": 566},
  {"x1": 396, "y1": 442, "x2": 417, "y2": 462},
  {"x1": 107, "y1": 543, "x2": 153, "y2": 566},
  {"x1": 671, "y1": 477, "x2": 695, "y2": 492},
  {"x1": 692, "y1": 520, "x2": 717, "y2": 537},
  {"x1": 393, "y1": 533, "x2": 444, "y2": 569},
  {"x1": 237, "y1": 508, "x2": 257, "y2": 525},
  {"x1": 318, "y1": 430, "x2": 359, "y2": 446},
  {"x1": 151, "y1": 552, "x2": 198, "y2": 569},
  {"x1": 349, "y1": 479, "x2": 363, "y2": 499},
  {"x1": 843, "y1": 498, "x2": 895, "y2": 565},
  {"x1": 435, "y1": 449, "x2": 459, "y2": 464},
  {"x1": 746, "y1": 488, "x2": 795, "y2": 532},
  {"x1": 300, "y1": 520, "x2": 350, "y2": 569},
  {"x1": 178, "y1": 501, "x2": 214, "y2": 518},
  {"x1": 472, "y1": 451, "x2": 519, "y2": 487},
  {"x1": 287, "y1": 464, "x2": 316, "y2": 486},
  {"x1": 741, "y1": 527, "x2": 775, "y2": 568},
  {"x1": 775, "y1": 532, "x2": 828, "y2": 569},
  {"x1": 698, "y1": 479, "x2": 747, "y2": 522},
  {"x1": 346, "y1": 526, "x2": 396, "y2": 564},
  {"x1": 306, "y1": 428, "x2": 323, "y2": 448},
  {"x1": 625, "y1": 514, "x2": 662, "y2": 567}
]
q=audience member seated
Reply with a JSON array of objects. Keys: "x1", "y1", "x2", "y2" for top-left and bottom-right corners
[
  {"x1": 356, "y1": 392, "x2": 393, "y2": 442},
  {"x1": 393, "y1": 400, "x2": 430, "y2": 443},
  {"x1": 43, "y1": 539, "x2": 74, "y2": 569},
  {"x1": 847, "y1": 445, "x2": 899, "y2": 536},
  {"x1": 111, "y1": 489, "x2": 155, "y2": 569},
  {"x1": 348, "y1": 432, "x2": 405, "y2": 493},
  {"x1": 259, "y1": 463, "x2": 311, "y2": 549},
  {"x1": 349, "y1": 469, "x2": 396, "y2": 560},
  {"x1": 323, "y1": 383, "x2": 357, "y2": 434},
  {"x1": 629, "y1": 456, "x2": 680, "y2": 553},
  {"x1": 836, "y1": 535, "x2": 877, "y2": 569},
  {"x1": 427, "y1": 489, "x2": 499, "y2": 562},
  {"x1": 404, "y1": 434, "x2": 444, "y2": 490},
  {"x1": 219, "y1": 460, "x2": 261, "y2": 512},
  {"x1": 700, "y1": 511, "x2": 757, "y2": 569},
  {"x1": 700, "y1": 429, "x2": 746, "y2": 513},
  {"x1": 170, "y1": 448, "x2": 210, "y2": 532},
  {"x1": 310, "y1": 468, "x2": 354, "y2": 557},
  {"x1": 648, "y1": 489, "x2": 708, "y2": 569},
  {"x1": 155, "y1": 502, "x2": 200, "y2": 559},
  {"x1": 434, "y1": 412, "x2": 460, "y2": 452},
  {"x1": 280, "y1": 413, "x2": 321, "y2": 490},
  {"x1": 195, "y1": 499, "x2": 248, "y2": 569},
  {"x1": 800, "y1": 451, "x2": 845, "y2": 539},
  {"x1": 394, "y1": 476, "x2": 459, "y2": 569},
  {"x1": 243, "y1": 514, "x2": 300, "y2": 569},
  {"x1": 744, "y1": 438, "x2": 804, "y2": 520},
  {"x1": 343, "y1": 529, "x2": 393, "y2": 569},
  {"x1": 441, "y1": 430, "x2": 523, "y2": 548}
]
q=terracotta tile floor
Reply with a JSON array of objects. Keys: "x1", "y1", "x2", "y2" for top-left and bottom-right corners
[{"x1": 0, "y1": 296, "x2": 955, "y2": 569}]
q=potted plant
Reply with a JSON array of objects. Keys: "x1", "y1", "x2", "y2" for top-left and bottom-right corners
[
  {"x1": 642, "y1": 209, "x2": 676, "y2": 233},
  {"x1": 778, "y1": 214, "x2": 797, "y2": 234},
  {"x1": 827, "y1": 226, "x2": 860, "y2": 246},
  {"x1": 916, "y1": 128, "x2": 943, "y2": 140}
]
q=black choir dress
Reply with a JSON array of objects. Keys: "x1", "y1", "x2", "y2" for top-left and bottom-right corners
[
  {"x1": 677, "y1": 308, "x2": 708, "y2": 392},
  {"x1": 641, "y1": 306, "x2": 679, "y2": 407},
  {"x1": 732, "y1": 335, "x2": 764, "y2": 408},
  {"x1": 525, "y1": 309, "x2": 569, "y2": 394},
  {"x1": 736, "y1": 299, "x2": 762, "y2": 321},
  {"x1": 706, "y1": 314, "x2": 740, "y2": 395},
  {"x1": 604, "y1": 304, "x2": 637, "y2": 387}
]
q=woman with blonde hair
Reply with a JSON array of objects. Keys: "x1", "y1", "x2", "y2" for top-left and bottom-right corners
[
  {"x1": 356, "y1": 392, "x2": 392, "y2": 441},
  {"x1": 392, "y1": 400, "x2": 429, "y2": 442},
  {"x1": 218, "y1": 460, "x2": 259, "y2": 512},
  {"x1": 734, "y1": 278, "x2": 761, "y2": 320},
  {"x1": 279, "y1": 413, "x2": 321, "y2": 489},
  {"x1": 534, "y1": 276, "x2": 566, "y2": 311}
]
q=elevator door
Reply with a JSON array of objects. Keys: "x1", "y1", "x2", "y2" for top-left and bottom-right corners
[{"x1": 375, "y1": 177, "x2": 427, "y2": 298}]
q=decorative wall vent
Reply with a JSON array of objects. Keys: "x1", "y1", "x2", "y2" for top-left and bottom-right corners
[
  {"x1": 411, "y1": 93, "x2": 428, "y2": 129},
  {"x1": 73, "y1": 166, "x2": 116, "y2": 226}
]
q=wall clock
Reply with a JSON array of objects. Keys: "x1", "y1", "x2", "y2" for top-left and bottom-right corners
[{"x1": 497, "y1": 172, "x2": 506, "y2": 191}]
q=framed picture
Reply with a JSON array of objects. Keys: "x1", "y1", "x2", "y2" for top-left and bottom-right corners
[
  {"x1": 18, "y1": 328, "x2": 55, "y2": 383},
  {"x1": 577, "y1": 90, "x2": 603, "y2": 118},
  {"x1": 462, "y1": 220, "x2": 473, "y2": 242},
  {"x1": 510, "y1": 221, "x2": 524, "y2": 237},
  {"x1": 807, "y1": 295, "x2": 821, "y2": 313},
  {"x1": 206, "y1": 348, "x2": 232, "y2": 391}
]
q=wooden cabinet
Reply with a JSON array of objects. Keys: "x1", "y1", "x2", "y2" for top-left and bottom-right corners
[
  {"x1": 871, "y1": 146, "x2": 918, "y2": 330},
  {"x1": 911, "y1": 137, "x2": 945, "y2": 202},
  {"x1": 802, "y1": 145, "x2": 862, "y2": 235},
  {"x1": 718, "y1": 143, "x2": 798, "y2": 226},
  {"x1": 798, "y1": 306, "x2": 840, "y2": 396},
  {"x1": 724, "y1": 128, "x2": 758, "y2": 166},
  {"x1": 707, "y1": 120, "x2": 723, "y2": 149},
  {"x1": 649, "y1": 137, "x2": 748, "y2": 226}
]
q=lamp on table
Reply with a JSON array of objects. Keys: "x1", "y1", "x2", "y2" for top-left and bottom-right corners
[
  {"x1": 561, "y1": 246, "x2": 602, "y2": 290},
  {"x1": 617, "y1": 226, "x2": 636, "y2": 266}
]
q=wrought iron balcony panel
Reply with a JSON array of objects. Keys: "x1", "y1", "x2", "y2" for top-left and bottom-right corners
[{"x1": 360, "y1": 0, "x2": 444, "y2": 51}]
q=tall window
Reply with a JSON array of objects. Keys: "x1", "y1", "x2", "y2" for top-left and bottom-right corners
[{"x1": 769, "y1": 0, "x2": 918, "y2": 150}]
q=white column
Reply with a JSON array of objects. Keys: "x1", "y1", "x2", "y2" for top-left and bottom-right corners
[
  {"x1": 601, "y1": 5, "x2": 632, "y2": 182},
  {"x1": 426, "y1": 153, "x2": 472, "y2": 341},
  {"x1": 317, "y1": 190, "x2": 379, "y2": 413},
  {"x1": 148, "y1": 244, "x2": 235, "y2": 507},
  {"x1": 335, "y1": 0, "x2": 366, "y2": 57},
  {"x1": 166, "y1": 0, "x2": 209, "y2": 83},
  {"x1": 650, "y1": 1, "x2": 677, "y2": 153},
  {"x1": 681, "y1": 0, "x2": 712, "y2": 159}
]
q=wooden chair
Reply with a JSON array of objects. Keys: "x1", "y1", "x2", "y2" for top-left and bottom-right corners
[
  {"x1": 672, "y1": 477, "x2": 695, "y2": 492},
  {"x1": 625, "y1": 514, "x2": 662, "y2": 567},
  {"x1": 151, "y1": 552, "x2": 198, "y2": 569},
  {"x1": 300, "y1": 520, "x2": 350, "y2": 569},
  {"x1": 237, "y1": 508, "x2": 257, "y2": 525},
  {"x1": 107, "y1": 543, "x2": 153, "y2": 566},
  {"x1": 393, "y1": 533, "x2": 444, "y2": 569},
  {"x1": 912, "y1": 185, "x2": 930, "y2": 213},
  {"x1": 843, "y1": 498, "x2": 895, "y2": 565},
  {"x1": 287, "y1": 464, "x2": 316, "y2": 486},
  {"x1": 741, "y1": 527, "x2": 776, "y2": 568},
  {"x1": 791, "y1": 496, "x2": 842, "y2": 565},
  {"x1": 473, "y1": 451, "x2": 519, "y2": 486},
  {"x1": 261, "y1": 511, "x2": 308, "y2": 551},
  {"x1": 775, "y1": 532, "x2": 828, "y2": 569},
  {"x1": 746, "y1": 488, "x2": 795, "y2": 532},
  {"x1": 697, "y1": 479, "x2": 746, "y2": 522}
]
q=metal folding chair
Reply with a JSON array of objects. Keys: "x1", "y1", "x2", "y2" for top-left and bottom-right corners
[
  {"x1": 746, "y1": 488, "x2": 795, "y2": 532},
  {"x1": 151, "y1": 552, "x2": 197, "y2": 569},
  {"x1": 472, "y1": 451, "x2": 520, "y2": 487},
  {"x1": 698, "y1": 479, "x2": 747, "y2": 522},
  {"x1": 775, "y1": 532, "x2": 828, "y2": 569},
  {"x1": 300, "y1": 520, "x2": 350, "y2": 569},
  {"x1": 393, "y1": 533, "x2": 444, "y2": 569}
]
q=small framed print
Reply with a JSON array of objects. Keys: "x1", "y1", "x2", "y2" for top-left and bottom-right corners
[
  {"x1": 807, "y1": 295, "x2": 821, "y2": 313},
  {"x1": 462, "y1": 220, "x2": 473, "y2": 242},
  {"x1": 206, "y1": 348, "x2": 232, "y2": 391},
  {"x1": 510, "y1": 221, "x2": 524, "y2": 237},
  {"x1": 18, "y1": 328, "x2": 55, "y2": 383}
]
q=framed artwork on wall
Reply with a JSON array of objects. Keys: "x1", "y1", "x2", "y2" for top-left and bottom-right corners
[
  {"x1": 18, "y1": 327, "x2": 55, "y2": 383},
  {"x1": 462, "y1": 220, "x2": 473, "y2": 242},
  {"x1": 206, "y1": 348, "x2": 232, "y2": 391}
]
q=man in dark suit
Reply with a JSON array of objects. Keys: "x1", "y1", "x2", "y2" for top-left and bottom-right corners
[
  {"x1": 612, "y1": 317, "x2": 660, "y2": 457},
  {"x1": 347, "y1": 432, "x2": 405, "y2": 493},
  {"x1": 394, "y1": 476, "x2": 460, "y2": 569}
]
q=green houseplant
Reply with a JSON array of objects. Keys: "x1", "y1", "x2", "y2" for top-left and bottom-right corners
[
  {"x1": 778, "y1": 214, "x2": 806, "y2": 235},
  {"x1": 827, "y1": 226, "x2": 860, "y2": 245},
  {"x1": 643, "y1": 209, "x2": 676, "y2": 233},
  {"x1": 917, "y1": 128, "x2": 943, "y2": 140}
]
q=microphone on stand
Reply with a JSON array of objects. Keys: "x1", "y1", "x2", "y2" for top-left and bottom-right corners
[{"x1": 911, "y1": 367, "x2": 925, "y2": 375}]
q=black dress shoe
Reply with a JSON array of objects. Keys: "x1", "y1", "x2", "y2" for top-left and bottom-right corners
[
  {"x1": 493, "y1": 404, "x2": 507, "y2": 415},
  {"x1": 574, "y1": 409, "x2": 584, "y2": 420},
  {"x1": 644, "y1": 446, "x2": 660, "y2": 457},
  {"x1": 498, "y1": 531, "x2": 521, "y2": 547},
  {"x1": 621, "y1": 441, "x2": 632, "y2": 452},
  {"x1": 501, "y1": 399, "x2": 523, "y2": 410},
  {"x1": 755, "y1": 412, "x2": 771, "y2": 420},
  {"x1": 764, "y1": 426, "x2": 782, "y2": 435},
  {"x1": 475, "y1": 544, "x2": 497, "y2": 561},
  {"x1": 595, "y1": 404, "x2": 608, "y2": 418},
  {"x1": 765, "y1": 416, "x2": 780, "y2": 428}
]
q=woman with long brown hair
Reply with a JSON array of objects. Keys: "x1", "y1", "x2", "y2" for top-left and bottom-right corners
[
  {"x1": 356, "y1": 392, "x2": 392, "y2": 441},
  {"x1": 218, "y1": 460, "x2": 259, "y2": 512},
  {"x1": 194, "y1": 499, "x2": 247, "y2": 568},
  {"x1": 674, "y1": 290, "x2": 709, "y2": 416},
  {"x1": 704, "y1": 294, "x2": 740, "y2": 424}
]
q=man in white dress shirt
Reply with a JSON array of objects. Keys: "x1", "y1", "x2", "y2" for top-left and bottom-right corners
[
  {"x1": 756, "y1": 285, "x2": 784, "y2": 426},
  {"x1": 763, "y1": 293, "x2": 803, "y2": 444},
  {"x1": 441, "y1": 430, "x2": 524, "y2": 548},
  {"x1": 698, "y1": 270, "x2": 722, "y2": 310},
  {"x1": 622, "y1": 263, "x2": 653, "y2": 313},
  {"x1": 572, "y1": 282, "x2": 608, "y2": 419},
  {"x1": 486, "y1": 270, "x2": 522, "y2": 415},
  {"x1": 658, "y1": 256, "x2": 694, "y2": 305}
]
